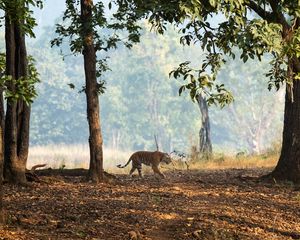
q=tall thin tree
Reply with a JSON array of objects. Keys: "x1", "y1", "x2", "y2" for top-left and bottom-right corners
[
  {"x1": 4, "y1": 7, "x2": 29, "y2": 184},
  {"x1": 52, "y1": 0, "x2": 140, "y2": 182},
  {"x1": 0, "y1": 93, "x2": 3, "y2": 224},
  {"x1": 197, "y1": 94, "x2": 212, "y2": 157},
  {"x1": 81, "y1": 0, "x2": 104, "y2": 182}
]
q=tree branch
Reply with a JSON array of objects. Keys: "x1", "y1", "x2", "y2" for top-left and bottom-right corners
[
  {"x1": 246, "y1": 1, "x2": 274, "y2": 22},
  {"x1": 267, "y1": 0, "x2": 290, "y2": 29}
]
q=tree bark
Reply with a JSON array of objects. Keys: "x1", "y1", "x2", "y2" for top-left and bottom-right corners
[
  {"x1": 197, "y1": 94, "x2": 212, "y2": 157},
  {"x1": 271, "y1": 63, "x2": 300, "y2": 183},
  {"x1": 3, "y1": 8, "x2": 30, "y2": 184},
  {"x1": 0, "y1": 90, "x2": 4, "y2": 224},
  {"x1": 81, "y1": 0, "x2": 104, "y2": 182}
]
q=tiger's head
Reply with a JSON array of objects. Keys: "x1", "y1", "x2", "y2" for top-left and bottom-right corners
[{"x1": 161, "y1": 153, "x2": 172, "y2": 164}]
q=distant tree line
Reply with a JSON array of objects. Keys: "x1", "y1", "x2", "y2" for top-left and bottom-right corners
[{"x1": 29, "y1": 23, "x2": 283, "y2": 154}]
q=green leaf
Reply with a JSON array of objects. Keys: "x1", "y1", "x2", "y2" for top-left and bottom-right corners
[
  {"x1": 179, "y1": 86, "x2": 185, "y2": 95},
  {"x1": 68, "y1": 83, "x2": 76, "y2": 89},
  {"x1": 209, "y1": 0, "x2": 216, "y2": 7}
]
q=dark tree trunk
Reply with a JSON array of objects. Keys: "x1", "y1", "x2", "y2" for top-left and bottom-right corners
[
  {"x1": 271, "y1": 63, "x2": 300, "y2": 183},
  {"x1": 3, "y1": 9, "x2": 30, "y2": 184},
  {"x1": 0, "y1": 127, "x2": 3, "y2": 224},
  {"x1": 0, "y1": 88, "x2": 4, "y2": 224},
  {"x1": 81, "y1": 0, "x2": 104, "y2": 182},
  {"x1": 197, "y1": 94, "x2": 212, "y2": 157}
]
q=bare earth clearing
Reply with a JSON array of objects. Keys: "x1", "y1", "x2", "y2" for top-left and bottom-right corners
[{"x1": 1, "y1": 168, "x2": 300, "y2": 240}]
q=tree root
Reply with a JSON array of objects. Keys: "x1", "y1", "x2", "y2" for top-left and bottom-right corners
[{"x1": 25, "y1": 164, "x2": 47, "y2": 182}]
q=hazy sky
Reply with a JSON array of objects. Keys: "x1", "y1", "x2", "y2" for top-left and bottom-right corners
[
  {"x1": 33, "y1": 0, "x2": 111, "y2": 38},
  {"x1": 33, "y1": 0, "x2": 65, "y2": 37}
]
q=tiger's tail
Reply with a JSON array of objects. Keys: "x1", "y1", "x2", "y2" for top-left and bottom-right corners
[{"x1": 116, "y1": 157, "x2": 132, "y2": 168}]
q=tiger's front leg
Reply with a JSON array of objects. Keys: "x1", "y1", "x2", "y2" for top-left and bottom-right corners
[{"x1": 152, "y1": 165, "x2": 165, "y2": 178}]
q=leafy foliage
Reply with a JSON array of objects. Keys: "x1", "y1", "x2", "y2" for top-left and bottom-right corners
[
  {"x1": 114, "y1": 0, "x2": 300, "y2": 106},
  {"x1": 51, "y1": 0, "x2": 141, "y2": 94},
  {"x1": 0, "y1": 0, "x2": 42, "y2": 104},
  {"x1": 0, "y1": 0, "x2": 43, "y2": 37},
  {"x1": 0, "y1": 54, "x2": 40, "y2": 104},
  {"x1": 170, "y1": 60, "x2": 233, "y2": 107}
]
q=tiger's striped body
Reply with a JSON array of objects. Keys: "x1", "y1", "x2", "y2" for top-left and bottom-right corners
[{"x1": 117, "y1": 151, "x2": 172, "y2": 178}]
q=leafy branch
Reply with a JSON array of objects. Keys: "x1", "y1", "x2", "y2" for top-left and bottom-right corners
[
  {"x1": 0, "y1": 54, "x2": 40, "y2": 104},
  {"x1": 170, "y1": 58, "x2": 233, "y2": 108},
  {"x1": 51, "y1": 0, "x2": 141, "y2": 95}
]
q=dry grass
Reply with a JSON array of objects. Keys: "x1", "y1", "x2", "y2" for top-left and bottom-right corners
[
  {"x1": 188, "y1": 153, "x2": 278, "y2": 170},
  {"x1": 28, "y1": 144, "x2": 131, "y2": 173},
  {"x1": 28, "y1": 144, "x2": 279, "y2": 173}
]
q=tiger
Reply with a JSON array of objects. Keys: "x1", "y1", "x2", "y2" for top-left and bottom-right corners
[{"x1": 117, "y1": 151, "x2": 172, "y2": 178}]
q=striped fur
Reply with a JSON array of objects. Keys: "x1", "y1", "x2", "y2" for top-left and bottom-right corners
[{"x1": 117, "y1": 151, "x2": 172, "y2": 178}]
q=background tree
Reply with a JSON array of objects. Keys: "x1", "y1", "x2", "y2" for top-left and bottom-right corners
[
  {"x1": 103, "y1": 24, "x2": 202, "y2": 152},
  {"x1": 213, "y1": 56, "x2": 284, "y2": 154},
  {"x1": 197, "y1": 94, "x2": 212, "y2": 157},
  {"x1": 52, "y1": 0, "x2": 140, "y2": 181},
  {"x1": 29, "y1": 28, "x2": 88, "y2": 145}
]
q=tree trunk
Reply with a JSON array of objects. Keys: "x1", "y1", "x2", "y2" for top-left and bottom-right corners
[
  {"x1": 3, "y1": 9, "x2": 30, "y2": 184},
  {"x1": 0, "y1": 89, "x2": 4, "y2": 224},
  {"x1": 81, "y1": 0, "x2": 104, "y2": 182},
  {"x1": 197, "y1": 94, "x2": 212, "y2": 157},
  {"x1": 271, "y1": 64, "x2": 300, "y2": 183}
]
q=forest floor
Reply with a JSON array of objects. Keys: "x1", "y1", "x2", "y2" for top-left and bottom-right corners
[{"x1": 1, "y1": 167, "x2": 300, "y2": 240}]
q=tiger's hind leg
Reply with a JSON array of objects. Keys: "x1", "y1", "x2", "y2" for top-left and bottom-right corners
[
  {"x1": 129, "y1": 166, "x2": 136, "y2": 177},
  {"x1": 137, "y1": 164, "x2": 143, "y2": 178}
]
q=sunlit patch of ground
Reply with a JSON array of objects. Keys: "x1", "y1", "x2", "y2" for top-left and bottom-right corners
[{"x1": 1, "y1": 168, "x2": 300, "y2": 240}]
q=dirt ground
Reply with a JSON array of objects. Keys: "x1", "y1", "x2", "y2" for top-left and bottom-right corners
[{"x1": 1, "y1": 168, "x2": 300, "y2": 240}]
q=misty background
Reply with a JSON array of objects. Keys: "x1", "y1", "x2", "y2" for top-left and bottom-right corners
[{"x1": 26, "y1": 0, "x2": 284, "y2": 159}]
